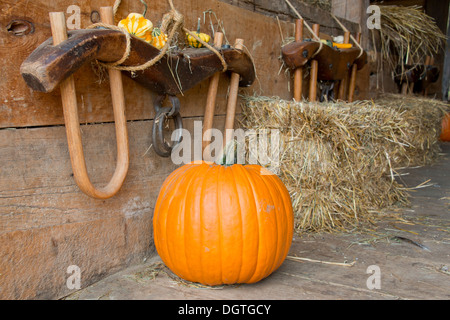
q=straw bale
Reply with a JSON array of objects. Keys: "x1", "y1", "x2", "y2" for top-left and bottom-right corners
[{"x1": 240, "y1": 95, "x2": 448, "y2": 232}]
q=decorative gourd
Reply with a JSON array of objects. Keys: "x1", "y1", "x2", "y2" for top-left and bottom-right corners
[
  {"x1": 320, "y1": 39, "x2": 352, "y2": 49},
  {"x1": 441, "y1": 113, "x2": 450, "y2": 142},
  {"x1": 118, "y1": 13, "x2": 153, "y2": 42},
  {"x1": 153, "y1": 161, "x2": 294, "y2": 286},
  {"x1": 186, "y1": 18, "x2": 211, "y2": 48},
  {"x1": 149, "y1": 27, "x2": 168, "y2": 50}
]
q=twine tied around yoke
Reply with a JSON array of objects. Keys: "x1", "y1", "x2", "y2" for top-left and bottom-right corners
[
  {"x1": 285, "y1": 0, "x2": 364, "y2": 59},
  {"x1": 87, "y1": 0, "x2": 228, "y2": 74},
  {"x1": 284, "y1": 0, "x2": 324, "y2": 57},
  {"x1": 330, "y1": 14, "x2": 364, "y2": 59}
]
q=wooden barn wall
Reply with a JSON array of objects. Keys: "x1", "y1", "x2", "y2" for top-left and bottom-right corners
[
  {"x1": 0, "y1": 0, "x2": 366, "y2": 299},
  {"x1": 219, "y1": 0, "x2": 361, "y2": 36}
]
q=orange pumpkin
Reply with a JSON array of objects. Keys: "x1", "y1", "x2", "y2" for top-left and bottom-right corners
[
  {"x1": 153, "y1": 161, "x2": 294, "y2": 286},
  {"x1": 441, "y1": 113, "x2": 450, "y2": 142}
]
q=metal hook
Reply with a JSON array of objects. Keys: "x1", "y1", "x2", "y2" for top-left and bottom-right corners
[{"x1": 152, "y1": 95, "x2": 183, "y2": 158}]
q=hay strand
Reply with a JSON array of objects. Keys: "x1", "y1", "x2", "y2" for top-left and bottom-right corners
[{"x1": 375, "y1": 6, "x2": 446, "y2": 77}]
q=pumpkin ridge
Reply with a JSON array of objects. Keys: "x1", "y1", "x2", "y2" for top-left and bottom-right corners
[
  {"x1": 153, "y1": 166, "x2": 192, "y2": 271},
  {"x1": 164, "y1": 164, "x2": 201, "y2": 280},
  {"x1": 247, "y1": 167, "x2": 282, "y2": 280},
  {"x1": 239, "y1": 165, "x2": 262, "y2": 283},
  {"x1": 228, "y1": 166, "x2": 245, "y2": 283},
  {"x1": 232, "y1": 165, "x2": 259, "y2": 283},
  {"x1": 160, "y1": 164, "x2": 195, "y2": 200},
  {"x1": 216, "y1": 165, "x2": 224, "y2": 284},
  {"x1": 182, "y1": 163, "x2": 211, "y2": 283},
  {"x1": 157, "y1": 166, "x2": 190, "y2": 277},
  {"x1": 197, "y1": 163, "x2": 217, "y2": 285},
  {"x1": 253, "y1": 170, "x2": 281, "y2": 275},
  {"x1": 154, "y1": 165, "x2": 190, "y2": 247},
  {"x1": 266, "y1": 172, "x2": 294, "y2": 268}
]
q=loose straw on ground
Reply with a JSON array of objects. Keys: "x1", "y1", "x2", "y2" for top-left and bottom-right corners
[{"x1": 287, "y1": 256, "x2": 356, "y2": 267}]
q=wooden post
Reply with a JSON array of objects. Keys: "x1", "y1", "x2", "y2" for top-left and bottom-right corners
[
  {"x1": 348, "y1": 32, "x2": 362, "y2": 102},
  {"x1": 202, "y1": 32, "x2": 224, "y2": 161},
  {"x1": 49, "y1": 9, "x2": 129, "y2": 199},
  {"x1": 224, "y1": 38, "x2": 244, "y2": 147},
  {"x1": 309, "y1": 24, "x2": 320, "y2": 102},
  {"x1": 294, "y1": 19, "x2": 304, "y2": 102},
  {"x1": 338, "y1": 31, "x2": 351, "y2": 100},
  {"x1": 424, "y1": 56, "x2": 433, "y2": 96},
  {"x1": 401, "y1": 56, "x2": 413, "y2": 95},
  {"x1": 401, "y1": 81, "x2": 409, "y2": 95}
]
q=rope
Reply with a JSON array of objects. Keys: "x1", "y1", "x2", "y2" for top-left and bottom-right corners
[
  {"x1": 91, "y1": 0, "x2": 228, "y2": 73},
  {"x1": 284, "y1": 0, "x2": 324, "y2": 57},
  {"x1": 113, "y1": 0, "x2": 121, "y2": 16},
  {"x1": 330, "y1": 14, "x2": 364, "y2": 59},
  {"x1": 86, "y1": 23, "x2": 132, "y2": 67},
  {"x1": 166, "y1": 0, "x2": 227, "y2": 72}
]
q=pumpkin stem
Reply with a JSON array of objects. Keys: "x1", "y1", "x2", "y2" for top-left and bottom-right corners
[
  {"x1": 139, "y1": 0, "x2": 148, "y2": 17},
  {"x1": 216, "y1": 139, "x2": 241, "y2": 166},
  {"x1": 196, "y1": 17, "x2": 201, "y2": 33}
]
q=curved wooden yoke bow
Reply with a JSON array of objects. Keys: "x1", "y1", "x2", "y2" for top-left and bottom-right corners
[{"x1": 48, "y1": 8, "x2": 129, "y2": 199}]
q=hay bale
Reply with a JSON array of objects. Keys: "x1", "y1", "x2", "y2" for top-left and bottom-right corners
[
  {"x1": 375, "y1": 94, "x2": 449, "y2": 166},
  {"x1": 375, "y1": 6, "x2": 446, "y2": 75},
  {"x1": 240, "y1": 95, "x2": 448, "y2": 232}
]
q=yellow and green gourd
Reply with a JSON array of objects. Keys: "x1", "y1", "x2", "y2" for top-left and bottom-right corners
[
  {"x1": 186, "y1": 18, "x2": 211, "y2": 48},
  {"x1": 118, "y1": 13, "x2": 153, "y2": 42},
  {"x1": 150, "y1": 27, "x2": 168, "y2": 50}
]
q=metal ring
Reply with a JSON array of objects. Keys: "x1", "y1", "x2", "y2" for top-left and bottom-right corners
[
  {"x1": 153, "y1": 94, "x2": 166, "y2": 114},
  {"x1": 152, "y1": 100, "x2": 183, "y2": 158}
]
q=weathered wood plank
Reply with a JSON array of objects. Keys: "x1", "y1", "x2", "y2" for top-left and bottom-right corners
[{"x1": 219, "y1": 0, "x2": 360, "y2": 35}]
